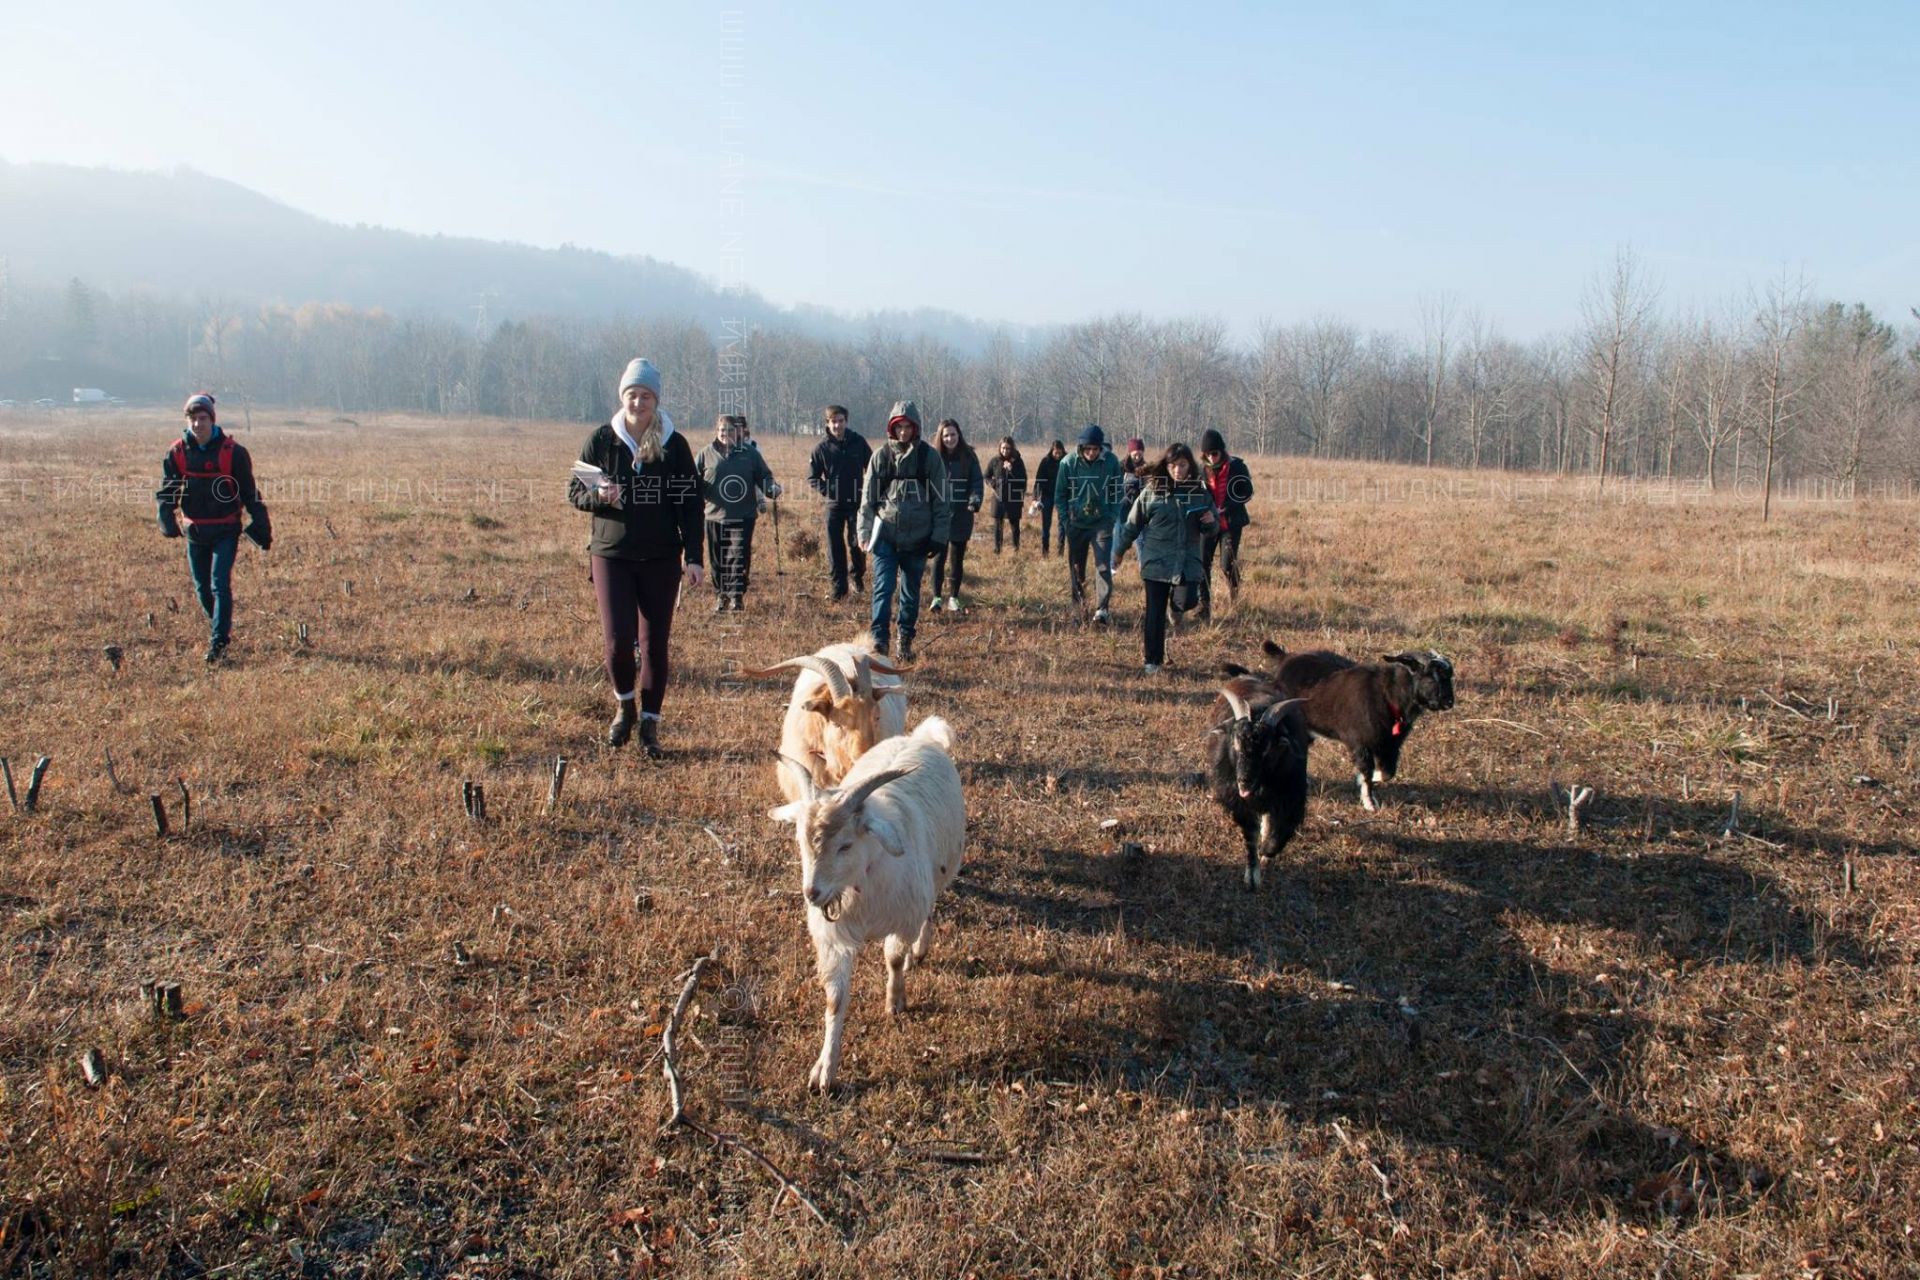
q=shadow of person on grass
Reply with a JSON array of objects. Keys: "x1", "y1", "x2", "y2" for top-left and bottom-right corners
[{"x1": 941, "y1": 819, "x2": 1862, "y2": 1217}]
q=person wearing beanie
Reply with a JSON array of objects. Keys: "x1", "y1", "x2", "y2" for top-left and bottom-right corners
[
  {"x1": 807, "y1": 404, "x2": 872, "y2": 601},
  {"x1": 857, "y1": 399, "x2": 949, "y2": 662},
  {"x1": 1031, "y1": 440, "x2": 1068, "y2": 557},
  {"x1": 1054, "y1": 424, "x2": 1125, "y2": 622},
  {"x1": 929, "y1": 418, "x2": 982, "y2": 612},
  {"x1": 985, "y1": 435, "x2": 1027, "y2": 554},
  {"x1": 1113, "y1": 442, "x2": 1217, "y2": 673},
  {"x1": 695, "y1": 413, "x2": 781, "y2": 612},
  {"x1": 1196, "y1": 427, "x2": 1255, "y2": 619},
  {"x1": 154, "y1": 392, "x2": 271, "y2": 664},
  {"x1": 568, "y1": 356, "x2": 706, "y2": 756}
]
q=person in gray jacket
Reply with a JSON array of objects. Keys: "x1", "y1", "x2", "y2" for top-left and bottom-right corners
[
  {"x1": 695, "y1": 413, "x2": 781, "y2": 612},
  {"x1": 857, "y1": 400, "x2": 949, "y2": 662},
  {"x1": 1113, "y1": 442, "x2": 1217, "y2": 673}
]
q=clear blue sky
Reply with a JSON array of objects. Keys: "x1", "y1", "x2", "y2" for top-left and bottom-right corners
[{"x1": 4, "y1": 0, "x2": 1914, "y2": 338}]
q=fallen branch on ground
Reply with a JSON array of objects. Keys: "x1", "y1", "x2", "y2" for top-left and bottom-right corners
[{"x1": 657, "y1": 951, "x2": 842, "y2": 1241}]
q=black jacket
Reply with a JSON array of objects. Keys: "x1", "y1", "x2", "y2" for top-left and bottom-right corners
[
  {"x1": 985, "y1": 452, "x2": 1027, "y2": 513},
  {"x1": 809, "y1": 430, "x2": 873, "y2": 510},
  {"x1": 155, "y1": 427, "x2": 269, "y2": 546},
  {"x1": 1208, "y1": 455, "x2": 1256, "y2": 532},
  {"x1": 1034, "y1": 451, "x2": 1063, "y2": 505},
  {"x1": 568, "y1": 421, "x2": 705, "y2": 565}
]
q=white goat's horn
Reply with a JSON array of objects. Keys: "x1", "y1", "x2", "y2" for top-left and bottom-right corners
[
  {"x1": 742, "y1": 656, "x2": 852, "y2": 702},
  {"x1": 839, "y1": 765, "x2": 914, "y2": 815},
  {"x1": 1222, "y1": 686, "x2": 1253, "y2": 722},
  {"x1": 774, "y1": 751, "x2": 821, "y2": 798}
]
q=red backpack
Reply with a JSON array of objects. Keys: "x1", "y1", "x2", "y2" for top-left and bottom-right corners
[{"x1": 169, "y1": 436, "x2": 243, "y2": 526}]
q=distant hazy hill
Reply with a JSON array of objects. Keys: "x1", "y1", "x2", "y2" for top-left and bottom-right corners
[{"x1": 0, "y1": 161, "x2": 1005, "y2": 350}]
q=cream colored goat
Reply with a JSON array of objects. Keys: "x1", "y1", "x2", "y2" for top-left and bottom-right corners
[
  {"x1": 745, "y1": 641, "x2": 908, "y2": 804},
  {"x1": 769, "y1": 716, "x2": 964, "y2": 1093}
]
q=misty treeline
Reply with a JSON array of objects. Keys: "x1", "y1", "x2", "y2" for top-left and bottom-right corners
[{"x1": 10, "y1": 252, "x2": 1917, "y2": 500}]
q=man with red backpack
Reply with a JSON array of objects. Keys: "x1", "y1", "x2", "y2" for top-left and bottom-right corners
[{"x1": 155, "y1": 393, "x2": 271, "y2": 663}]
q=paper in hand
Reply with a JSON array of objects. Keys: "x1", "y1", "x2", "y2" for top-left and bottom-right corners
[{"x1": 571, "y1": 461, "x2": 607, "y2": 487}]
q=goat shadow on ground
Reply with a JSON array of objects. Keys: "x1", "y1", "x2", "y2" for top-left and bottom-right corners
[
  {"x1": 1390, "y1": 780, "x2": 1917, "y2": 865},
  {"x1": 943, "y1": 828, "x2": 1865, "y2": 1217}
]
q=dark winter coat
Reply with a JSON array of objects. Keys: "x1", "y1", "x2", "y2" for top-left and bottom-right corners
[
  {"x1": 937, "y1": 446, "x2": 984, "y2": 544},
  {"x1": 1034, "y1": 451, "x2": 1063, "y2": 505},
  {"x1": 808, "y1": 430, "x2": 872, "y2": 510},
  {"x1": 568, "y1": 419, "x2": 705, "y2": 565},
  {"x1": 985, "y1": 451, "x2": 1027, "y2": 514},
  {"x1": 1205, "y1": 455, "x2": 1256, "y2": 531},
  {"x1": 1115, "y1": 474, "x2": 1215, "y2": 583},
  {"x1": 155, "y1": 425, "x2": 270, "y2": 546}
]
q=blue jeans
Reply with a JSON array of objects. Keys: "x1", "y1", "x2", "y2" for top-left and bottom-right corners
[
  {"x1": 868, "y1": 538, "x2": 927, "y2": 649},
  {"x1": 186, "y1": 533, "x2": 239, "y2": 644}
]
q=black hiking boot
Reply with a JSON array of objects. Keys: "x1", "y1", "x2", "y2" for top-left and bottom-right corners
[
  {"x1": 638, "y1": 717, "x2": 663, "y2": 760},
  {"x1": 608, "y1": 702, "x2": 637, "y2": 748},
  {"x1": 204, "y1": 640, "x2": 228, "y2": 665}
]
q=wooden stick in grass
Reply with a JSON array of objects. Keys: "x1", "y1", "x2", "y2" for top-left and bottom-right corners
[
  {"x1": 150, "y1": 794, "x2": 169, "y2": 838},
  {"x1": 2, "y1": 757, "x2": 16, "y2": 810},
  {"x1": 24, "y1": 756, "x2": 50, "y2": 812},
  {"x1": 547, "y1": 757, "x2": 568, "y2": 812},
  {"x1": 657, "y1": 951, "x2": 841, "y2": 1240}
]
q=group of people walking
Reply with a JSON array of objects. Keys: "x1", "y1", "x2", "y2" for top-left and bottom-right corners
[{"x1": 153, "y1": 357, "x2": 1255, "y2": 756}]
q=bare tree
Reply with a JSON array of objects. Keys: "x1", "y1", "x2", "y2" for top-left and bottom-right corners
[
  {"x1": 1413, "y1": 292, "x2": 1455, "y2": 467},
  {"x1": 1751, "y1": 269, "x2": 1811, "y2": 520},
  {"x1": 1578, "y1": 247, "x2": 1660, "y2": 491}
]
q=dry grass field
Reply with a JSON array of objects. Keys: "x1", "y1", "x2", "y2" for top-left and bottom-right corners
[{"x1": 2, "y1": 411, "x2": 1917, "y2": 1279}]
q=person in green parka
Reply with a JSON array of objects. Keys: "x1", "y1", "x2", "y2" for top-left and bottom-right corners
[{"x1": 1113, "y1": 442, "x2": 1218, "y2": 673}]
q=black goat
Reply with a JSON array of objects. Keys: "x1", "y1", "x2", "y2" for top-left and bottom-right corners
[
  {"x1": 1228, "y1": 646, "x2": 1454, "y2": 810},
  {"x1": 1206, "y1": 676, "x2": 1310, "y2": 889}
]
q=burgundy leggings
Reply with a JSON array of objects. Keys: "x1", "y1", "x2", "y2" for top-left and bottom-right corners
[{"x1": 591, "y1": 556, "x2": 682, "y2": 715}]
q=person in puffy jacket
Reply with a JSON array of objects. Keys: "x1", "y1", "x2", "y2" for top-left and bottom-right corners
[
  {"x1": 985, "y1": 435, "x2": 1027, "y2": 554},
  {"x1": 695, "y1": 413, "x2": 780, "y2": 612},
  {"x1": 154, "y1": 392, "x2": 270, "y2": 664},
  {"x1": 1113, "y1": 442, "x2": 1217, "y2": 673},
  {"x1": 807, "y1": 404, "x2": 871, "y2": 601},
  {"x1": 1053, "y1": 424, "x2": 1124, "y2": 622},
  {"x1": 929, "y1": 418, "x2": 982, "y2": 612},
  {"x1": 857, "y1": 400, "x2": 949, "y2": 663},
  {"x1": 567, "y1": 357, "x2": 706, "y2": 756}
]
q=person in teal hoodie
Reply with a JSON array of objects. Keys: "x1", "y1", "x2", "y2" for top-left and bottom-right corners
[
  {"x1": 1113, "y1": 442, "x2": 1218, "y2": 673},
  {"x1": 1054, "y1": 423, "x2": 1125, "y2": 622}
]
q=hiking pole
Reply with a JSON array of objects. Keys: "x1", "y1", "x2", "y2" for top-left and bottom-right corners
[{"x1": 771, "y1": 497, "x2": 784, "y2": 575}]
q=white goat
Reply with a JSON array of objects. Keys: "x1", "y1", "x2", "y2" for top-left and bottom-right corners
[
  {"x1": 746, "y1": 641, "x2": 909, "y2": 804},
  {"x1": 768, "y1": 716, "x2": 964, "y2": 1093}
]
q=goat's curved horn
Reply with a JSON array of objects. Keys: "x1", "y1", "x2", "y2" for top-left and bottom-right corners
[
  {"x1": 774, "y1": 751, "x2": 821, "y2": 799},
  {"x1": 837, "y1": 766, "x2": 915, "y2": 823},
  {"x1": 741, "y1": 656, "x2": 852, "y2": 702},
  {"x1": 864, "y1": 656, "x2": 903, "y2": 677},
  {"x1": 1221, "y1": 686, "x2": 1253, "y2": 722}
]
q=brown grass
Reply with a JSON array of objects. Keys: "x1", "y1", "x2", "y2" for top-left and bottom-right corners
[{"x1": 2, "y1": 412, "x2": 1917, "y2": 1279}]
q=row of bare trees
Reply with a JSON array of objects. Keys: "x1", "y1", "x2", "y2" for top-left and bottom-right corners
[{"x1": 5, "y1": 260, "x2": 1915, "y2": 505}]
